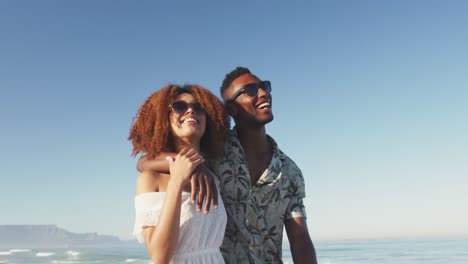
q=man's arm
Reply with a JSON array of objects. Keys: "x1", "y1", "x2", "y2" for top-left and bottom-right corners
[
  {"x1": 285, "y1": 217, "x2": 317, "y2": 264},
  {"x1": 137, "y1": 154, "x2": 173, "y2": 173},
  {"x1": 137, "y1": 153, "x2": 218, "y2": 213}
]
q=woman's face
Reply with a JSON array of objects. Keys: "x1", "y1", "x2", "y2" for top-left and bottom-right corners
[{"x1": 169, "y1": 93, "x2": 206, "y2": 141}]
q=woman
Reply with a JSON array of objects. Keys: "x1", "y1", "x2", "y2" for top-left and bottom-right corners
[{"x1": 128, "y1": 84, "x2": 229, "y2": 264}]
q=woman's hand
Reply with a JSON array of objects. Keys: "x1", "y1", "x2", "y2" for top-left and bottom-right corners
[{"x1": 166, "y1": 148, "x2": 204, "y2": 185}]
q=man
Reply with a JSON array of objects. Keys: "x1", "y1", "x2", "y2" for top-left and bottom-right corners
[
  {"x1": 138, "y1": 67, "x2": 317, "y2": 263},
  {"x1": 215, "y1": 67, "x2": 317, "y2": 263}
]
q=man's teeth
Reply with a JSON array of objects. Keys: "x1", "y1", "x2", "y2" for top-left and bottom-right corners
[{"x1": 258, "y1": 102, "x2": 271, "y2": 109}]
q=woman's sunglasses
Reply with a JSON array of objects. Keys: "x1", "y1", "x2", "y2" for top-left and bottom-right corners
[
  {"x1": 169, "y1": 100, "x2": 205, "y2": 114},
  {"x1": 227, "y1": 80, "x2": 271, "y2": 102}
]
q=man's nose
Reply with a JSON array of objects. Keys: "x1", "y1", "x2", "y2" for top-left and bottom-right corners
[{"x1": 257, "y1": 86, "x2": 270, "y2": 97}]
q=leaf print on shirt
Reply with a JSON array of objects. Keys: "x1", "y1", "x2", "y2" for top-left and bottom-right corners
[
  {"x1": 228, "y1": 188, "x2": 247, "y2": 215},
  {"x1": 219, "y1": 129, "x2": 308, "y2": 264},
  {"x1": 235, "y1": 166, "x2": 250, "y2": 189},
  {"x1": 221, "y1": 168, "x2": 234, "y2": 187},
  {"x1": 259, "y1": 186, "x2": 281, "y2": 204}
]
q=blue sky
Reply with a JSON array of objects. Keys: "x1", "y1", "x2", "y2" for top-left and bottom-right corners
[{"x1": 1, "y1": 1, "x2": 467, "y2": 241}]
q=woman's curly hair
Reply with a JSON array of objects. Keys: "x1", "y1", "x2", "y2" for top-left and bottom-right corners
[{"x1": 129, "y1": 84, "x2": 230, "y2": 160}]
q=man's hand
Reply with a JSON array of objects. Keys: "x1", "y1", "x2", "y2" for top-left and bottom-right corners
[{"x1": 191, "y1": 164, "x2": 219, "y2": 214}]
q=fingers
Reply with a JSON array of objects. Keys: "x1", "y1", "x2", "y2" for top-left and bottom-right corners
[
  {"x1": 196, "y1": 173, "x2": 205, "y2": 212},
  {"x1": 177, "y1": 148, "x2": 189, "y2": 158},
  {"x1": 177, "y1": 148, "x2": 205, "y2": 169},
  {"x1": 174, "y1": 148, "x2": 208, "y2": 209},
  {"x1": 190, "y1": 173, "x2": 197, "y2": 204},
  {"x1": 180, "y1": 148, "x2": 196, "y2": 158},
  {"x1": 174, "y1": 148, "x2": 204, "y2": 172},
  {"x1": 203, "y1": 172, "x2": 212, "y2": 214},
  {"x1": 165, "y1": 156, "x2": 174, "y2": 166},
  {"x1": 212, "y1": 178, "x2": 219, "y2": 209},
  {"x1": 170, "y1": 148, "x2": 205, "y2": 184},
  {"x1": 185, "y1": 149, "x2": 205, "y2": 163}
]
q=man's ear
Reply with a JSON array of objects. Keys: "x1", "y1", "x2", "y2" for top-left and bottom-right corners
[{"x1": 225, "y1": 102, "x2": 237, "y2": 117}]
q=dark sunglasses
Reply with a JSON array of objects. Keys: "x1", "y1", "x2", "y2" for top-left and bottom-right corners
[
  {"x1": 169, "y1": 100, "x2": 205, "y2": 114},
  {"x1": 227, "y1": 80, "x2": 271, "y2": 102}
]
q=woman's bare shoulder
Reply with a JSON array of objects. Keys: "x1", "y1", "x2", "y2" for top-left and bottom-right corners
[{"x1": 135, "y1": 170, "x2": 164, "y2": 195}]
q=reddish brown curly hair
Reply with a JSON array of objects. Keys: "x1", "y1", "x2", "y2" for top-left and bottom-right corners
[{"x1": 129, "y1": 84, "x2": 229, "y2": 160}]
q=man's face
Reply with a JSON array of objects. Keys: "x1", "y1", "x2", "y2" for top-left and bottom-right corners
[{"x1": 224, "y1": 73, "x2": 273, "y2": 126}]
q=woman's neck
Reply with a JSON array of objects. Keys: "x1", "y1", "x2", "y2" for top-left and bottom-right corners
[{"x1": 173, "y1": 137, "x2": 201, "y2": 153}]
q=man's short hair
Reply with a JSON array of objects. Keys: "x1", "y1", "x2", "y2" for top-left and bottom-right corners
[{"x1": 220, "y1": 66, "x2": 251, "y2": 99}]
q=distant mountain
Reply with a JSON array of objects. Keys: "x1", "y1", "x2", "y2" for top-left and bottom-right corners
[{"x1": 0, "y1": 225, "x2": 137, "y2": 248}]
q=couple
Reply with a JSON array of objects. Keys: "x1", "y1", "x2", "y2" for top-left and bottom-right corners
[{"x1": 129, "y1": 67, "x2": 317, "y2": 263}]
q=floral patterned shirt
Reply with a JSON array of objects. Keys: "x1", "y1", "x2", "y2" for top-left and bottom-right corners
[{"x1": 213, "y1": 129, "x2": 307, "y2": 263}]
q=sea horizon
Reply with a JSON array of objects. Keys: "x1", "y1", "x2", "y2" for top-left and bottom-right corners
[{"x1": 1, "y1": 235, "x2": 467, "y2": 264}]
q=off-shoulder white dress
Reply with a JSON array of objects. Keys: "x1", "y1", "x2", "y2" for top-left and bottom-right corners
[{"x1": 133, "y1": 192, "x2": 227, "y2": 264}]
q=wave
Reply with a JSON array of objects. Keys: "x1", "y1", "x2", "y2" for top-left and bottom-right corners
[
  {"x1": 9, "y1": 249, "x2": 31, "y2": 253},
  {"x1": 125, "y1": 259, "x2": 150, "y2": 263},
  {"x1": 0, "y1": 252, "x2": 11, "y2": 256},
  {"x1": 65, "y1": 250, "x2": 81, "y2": 257},
  {"x1": 36, "y1": 252, "x2": 56, "y2": 257},
  {"x1": 319, "y1": 259, "x2": 362, "y2": 264},
  {"x1": 52, "y1": 261, "x2": 103, "y2": 264},
  {"x1": 125, "y1": 259, "x2": 138, "y2": 262}
]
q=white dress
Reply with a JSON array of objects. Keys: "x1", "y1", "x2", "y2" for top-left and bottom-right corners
[{"x1": 133, "y1": 191, "x2": 227, "y2": 264}]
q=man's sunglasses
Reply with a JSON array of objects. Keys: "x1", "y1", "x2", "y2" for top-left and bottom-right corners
[
  {"x1": 227, "y1": 80, "x2": 271, "y2": 102},
  {"x1": 169, "y1": 101, "x2": 205, "y2": 114}
]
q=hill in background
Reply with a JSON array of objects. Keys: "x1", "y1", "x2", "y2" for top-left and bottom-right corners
[{"x1": 0, "y1": 225, "x2": 137, "y2": 248}]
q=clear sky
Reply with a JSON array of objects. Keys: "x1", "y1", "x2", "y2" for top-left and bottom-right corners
[{"x1": 1, "y1": 0, "x2": 467, "y2": 241}]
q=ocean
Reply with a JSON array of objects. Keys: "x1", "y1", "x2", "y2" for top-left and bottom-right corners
[{"x1": 1, "y1": 236, "x2": 467, "y2": 264}]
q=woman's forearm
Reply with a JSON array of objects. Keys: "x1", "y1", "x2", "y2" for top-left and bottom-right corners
[
  {"x1": 144, "y1": 149, "x2": 203, "y2": 263},
  {"x1": 146, "y1": 179, "x2": 184, "y2": 263}
]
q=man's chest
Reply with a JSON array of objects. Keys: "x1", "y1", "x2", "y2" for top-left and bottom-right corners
[{"x1": 244, "y1": 153, "x2": 272, "y2": 185}]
